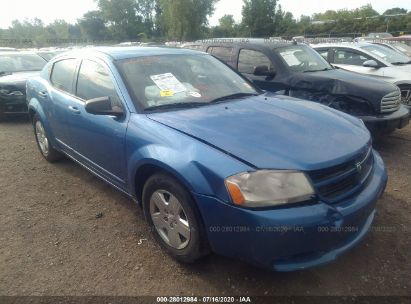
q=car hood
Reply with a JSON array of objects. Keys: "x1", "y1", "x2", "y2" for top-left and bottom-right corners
[
  {"x1": 284, "y1": 69, "x2": 397, "y2": 110},
  {"x1": 393, "y1": 64, "x2": 411, "y2": 73},
  {"x1": 0, "y1": 71, "x2": 41, "y2": 91},
  {"x1": 147, "y1": 94, "x2": 371, "y2": 171}
]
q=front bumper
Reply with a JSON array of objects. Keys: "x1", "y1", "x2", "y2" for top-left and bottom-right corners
[
  {"x1": 359, "y1": 105, "x2": 410, "y2": 134},
  {"x1": 0, "y1": 95, "x2": 28, "y2": 114},
  {"x1": 194, "y1": 151, "x2": 387, "y2": 271}
]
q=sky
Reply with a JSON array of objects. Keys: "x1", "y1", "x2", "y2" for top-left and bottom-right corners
[{"x1": 0, "y1": 0, "x2": 410, "y2": 29}]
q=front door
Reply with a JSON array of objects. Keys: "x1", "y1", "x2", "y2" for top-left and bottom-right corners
[
  {"x1": 64, "y1": 59, "x2": 129, "y2": 189},
  {"x1": 237, "y1": 49, "x2": 284, "y2": 92}
]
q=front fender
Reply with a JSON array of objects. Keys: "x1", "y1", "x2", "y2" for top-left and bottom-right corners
[{"x1": 125, "y1": 115, "x2": 252, "y2": 203}]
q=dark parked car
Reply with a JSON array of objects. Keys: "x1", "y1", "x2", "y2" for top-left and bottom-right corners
[
  {"x1": 0, "y1": 52, "x2": 47, "y2": 120},
  {"x1": 183, "y1": 39, "x2": 409, "y2": 135},
  {"x1": 27, "y1": 47, "x2": 387, "y2": 271}
]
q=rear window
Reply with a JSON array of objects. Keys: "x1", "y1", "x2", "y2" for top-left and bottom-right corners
[{"x1": 50, "y1": 59, "x2": 77, "y2": 93}]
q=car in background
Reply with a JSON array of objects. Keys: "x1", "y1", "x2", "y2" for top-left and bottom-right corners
[
  {"x1": 367, "y1": 33, "x2": 393, "y2": 39},
  {"x1": 36, "y1": 49, "x2": 66, "y2": 62},
  {"x1": 0, "y1": 47, "x2": 18, "y2": 52},
  {"x1": 385, "y1": 35, "x2": 411, "y2": 47},
  {"x1": 183, "y1": 39, "x2": 409, "y2": 135},
  {"x1": 373, "y1": 41, "x2": 411, "y2": 57},
  {"x1": 313, "y1": 42, "x2": 411, "y2": 109},
  {"x1": 0, "y1": 52, "x2": 47, "y2": 120},
  {"x1": 26, "y1": 47, "x2": 387, "y2": 271}
]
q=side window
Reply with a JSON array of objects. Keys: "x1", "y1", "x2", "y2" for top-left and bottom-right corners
[
  {"x1": 207, "y1": 46, "x2": 233, "y2": 62},
  {"x1": 238, "y1": 49, "x2": 274, "y2": 74},
  {"x1": 50, "y1": 59, "x2": 77, "y2": 93},
  {"x1": 76, "y1": 60, "x2": 121, "y2": 108},
  {"x1": 317, "y1": 49, "x2": 329, "y2": 61},
  {"x1": 334, "y1": 49, "x2": 371, "y2": 66}
]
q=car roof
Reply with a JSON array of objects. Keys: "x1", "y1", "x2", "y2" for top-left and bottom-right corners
[
  {"x1": 93, "y1": 46, "x2": 204, "y2": 60},
  {"x1": 0, "y1": 51, "x2": 41, "y2": 56},
  {"x1": 187, "y1": 38, "x2": 298, "y2": 49},
  {"x1": 312, "y1": 42, "x2": 373, "y2": 50}
]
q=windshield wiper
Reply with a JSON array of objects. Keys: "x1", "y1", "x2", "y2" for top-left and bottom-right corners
[
  {"x1": 0, "y1": 71, "x2": 11, "y2": 76},
  {"x1": 303, "y1": 67, "x2": 333, "y2": 73},
  {"x1": 391, "y1": 61, "x2": 411, "y2": 65},
  {"x1": 144, "y1": 102, "x2": 207, "y2": 112},
  {"x1": 209, "y1": 92, "x2": 260, "y2": 104}
]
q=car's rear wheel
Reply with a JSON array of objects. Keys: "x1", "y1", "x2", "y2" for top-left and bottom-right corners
[
  {"x1": 142, "y1": 173, "x2": 209, "y2": 263},
  {"x1": 33, "y1": 114, "x2": 62, "y2": 162}
]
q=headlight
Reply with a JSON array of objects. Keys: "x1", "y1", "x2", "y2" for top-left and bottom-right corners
[{"x1": 225, "y1": 170, "x2": 315, "y2": 208}]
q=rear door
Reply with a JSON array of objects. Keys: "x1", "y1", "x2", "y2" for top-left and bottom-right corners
[{"x1": 47, "y1": 58, "x2": 80, "y2": 151}]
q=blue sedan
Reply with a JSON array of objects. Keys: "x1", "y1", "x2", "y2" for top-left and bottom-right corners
[{"x1": 26, "y1": 47, "x2": 387, "y2": 271}]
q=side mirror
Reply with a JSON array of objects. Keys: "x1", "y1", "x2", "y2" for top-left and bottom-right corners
[
  {"x1": 253, "y1": 65, "x2": 276, "y2": 77},
  {"x1": 363, "y1": 60, "x2": 380, "y2": 68},
  {"x1": 85, "y1": 96, "x2": 123, "y2": 117}
]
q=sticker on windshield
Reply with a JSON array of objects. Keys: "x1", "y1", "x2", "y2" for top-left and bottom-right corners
[
  {"x1": 150, "y1": 73, "x2": 187, "y2": 94},
  {"x1": 160, "y1": 90, "x2": 174, "y2": 97},
  {"x1": 187, "y1": 91, "x2": 201, "y2": 98}
]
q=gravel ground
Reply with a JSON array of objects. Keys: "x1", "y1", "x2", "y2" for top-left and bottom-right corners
[{"x1": 0, "y1": 116, "x2": 410, "y2": 296}]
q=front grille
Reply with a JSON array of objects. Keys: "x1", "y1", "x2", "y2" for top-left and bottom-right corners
[
  {"x1": 380, "y1": 90, "x2": 401, "y2": 113},
  {"x1": 308, "y1": 147, "x2": 374, "y2": 203}
]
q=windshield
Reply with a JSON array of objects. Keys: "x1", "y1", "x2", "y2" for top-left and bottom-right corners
[
  {"x1": 117, "y1": 54, "x2": 259, "y2": 110},
  {"x1": 0, "y1": 53, "x2": 46, "y2": 73},
  {"x1": 275, "y1": 45, "x2": 332, "y2": 72},
  {"x1": 392, "y1": 43, "x2": 411, "y2": 57},
  {"x1": 361, "y1": 44, "x2": 410, "y2": 64}
]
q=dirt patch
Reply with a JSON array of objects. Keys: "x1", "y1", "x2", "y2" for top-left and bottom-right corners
[{"x1": 0, "y1": 116, "x2": 410, "y2": 296}]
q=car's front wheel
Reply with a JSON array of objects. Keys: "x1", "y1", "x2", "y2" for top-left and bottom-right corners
[
  {"x1": 33, "y1": 114, "x2": 62, "y2": 162},
  {"x1": 142, "y1": 173, "x2": 209, "y2": 263}
]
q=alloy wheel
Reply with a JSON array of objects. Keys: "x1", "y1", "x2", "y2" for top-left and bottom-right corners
[
  {"x1": 149, "y1": 190, "x2": 191, "y2": 250},
  {"x1": 35, "y1": 120, "x2": 49, "y2": 156}
]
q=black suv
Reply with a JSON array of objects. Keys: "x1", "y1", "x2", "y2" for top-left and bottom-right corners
[
  {"x1": 0, "y1": 52, "x2": 46, "y2": 120},
  {"x1": 183, "y1": 39, "x2": 409, "y2": 135}
]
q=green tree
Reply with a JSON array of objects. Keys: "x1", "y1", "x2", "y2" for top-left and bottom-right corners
[
  {"x1": 214, "y1": 14, "x2": 236, "y2": 37},
  {"x1": 78, "y1": 11, "x2": 109, "y2": 41},
  {"x1": 241, "y1": 0, "x2": 278, "y2": 37},
  {"x1": 384, "y1": 8, "x2": 407, "y2": 16},
  {"x1": 96, "y1": 0, "x2": 145, "y2": 40},
  {"x1": 159, "y1": 0, "x2": 218, "y2": 41}
]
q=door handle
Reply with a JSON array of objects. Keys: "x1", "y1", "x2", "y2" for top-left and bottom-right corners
[
  {"x1": 68, "y1": 106, "x2": 81, "y2": 114},
  {"x1": 38, "y1": 91, "x2": 48, "y2": 98}
]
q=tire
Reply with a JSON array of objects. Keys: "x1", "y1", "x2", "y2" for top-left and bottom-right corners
[
  {"x1": 142, "y1": 173, "x2": 209, "y2": 263},
  {"x1": 32, "y1": 114, "x2": 63, "y2": 162}
]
